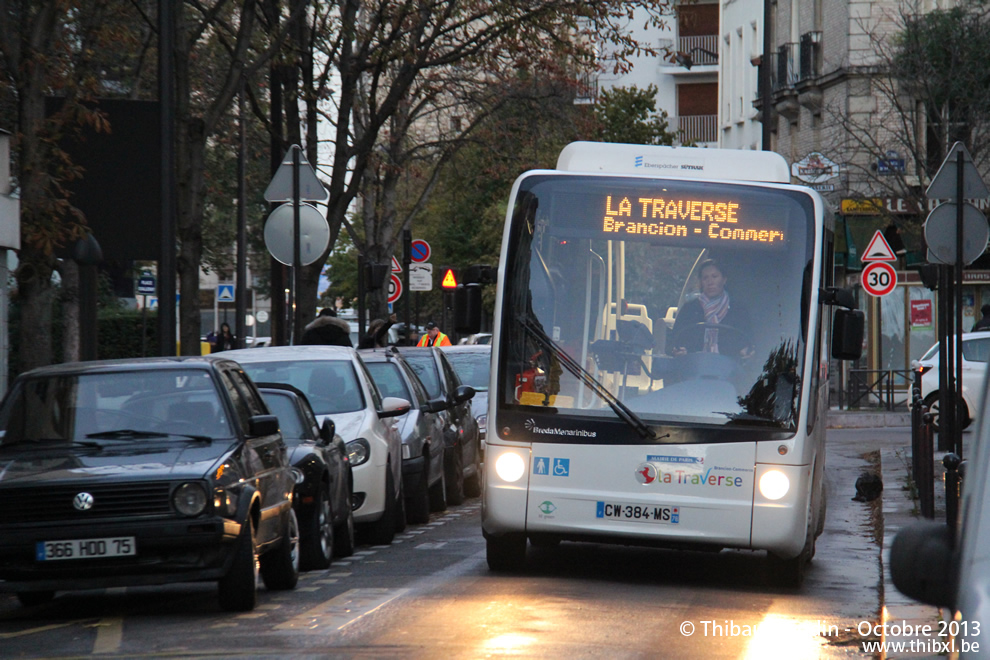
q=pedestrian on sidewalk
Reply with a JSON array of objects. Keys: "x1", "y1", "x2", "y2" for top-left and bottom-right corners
[{"x1": 300, "y1": 308, "x2": 353, "y2": 347}]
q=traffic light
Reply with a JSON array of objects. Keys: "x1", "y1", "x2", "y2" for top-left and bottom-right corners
[
  {"x1": 364, "y1": 262, "x2": 389, "y2": 291},
  {"x1": 440, "y1": 266, "x2": 458, "y2": 290},
  {"x1": 454, "y1": 284, "x2": 482, "y2": 334}
]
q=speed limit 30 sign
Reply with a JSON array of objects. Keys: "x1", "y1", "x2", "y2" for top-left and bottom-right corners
[{"x1": 861, "y1": 261, "x2": 897, "y2": 296}]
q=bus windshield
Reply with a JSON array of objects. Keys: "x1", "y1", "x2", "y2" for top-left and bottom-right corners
[{"x1": 499, "y1": 174, "x2": 816, "y2": 433}]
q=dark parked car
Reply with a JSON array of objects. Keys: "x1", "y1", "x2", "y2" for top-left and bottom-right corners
[
  {"x1": 0, "y1": 357, "x2": 299, "y2": 611},
  {"x1": 257, "y1": 383, "x2": 356, "y2": 569},
  {"x1": 396, "y1": 347, "x2": 480, "y2": 504},
  {"x1": 439, "y1": 344, "x2": 490, "y2": 455},
  {"x1": 360, "y1": 349, "x2": 448, "y2": 523}
]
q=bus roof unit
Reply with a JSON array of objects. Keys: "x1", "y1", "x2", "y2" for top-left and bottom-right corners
[{"x1": 556, "y1": 141, "x2": 791, "y2": 184}]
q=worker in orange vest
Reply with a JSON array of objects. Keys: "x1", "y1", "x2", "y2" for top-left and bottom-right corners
[{"x1": 417, "y1": 321, "x2": 452, "y2": 347}]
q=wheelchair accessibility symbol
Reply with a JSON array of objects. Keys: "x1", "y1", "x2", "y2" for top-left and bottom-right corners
[{"x1": 552, "y1": 458, "x2": 570, "y2": 477}]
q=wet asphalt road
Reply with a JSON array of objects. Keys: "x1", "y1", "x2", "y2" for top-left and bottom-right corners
[{"x1": 0, "y1": 429, "x2": 888, "y2": 659}]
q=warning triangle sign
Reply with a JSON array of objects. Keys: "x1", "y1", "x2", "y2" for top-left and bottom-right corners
[
  {"x1": 862, "y1": 230, "x2": 897, "y2": 262},
  {"x1": 391, "y1": 256, "x2": 402, "y2": 273}
]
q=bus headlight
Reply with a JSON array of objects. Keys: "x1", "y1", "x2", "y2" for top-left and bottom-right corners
[
  {"x1": 494, "y1": 452, "x2": 526, "y2": 483},
  {"x1": 759, "y1": 470, "x2": 790, "y2": 501}
]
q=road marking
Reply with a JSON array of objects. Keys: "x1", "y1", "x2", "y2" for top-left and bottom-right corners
[
  {"x1": 275, "y1": 588, "x2": 410, "y2": 633},
  {"x1": 297, "y1": 587, "x2": 321, "y2": 592},
  {"x1": 315, "y1": 579, "x2": 338, "y2": 584},
  {"x1": 415, "y1": 542, "x2": 447, "y2": 550},
  {"x1": 91, "y1": 618, "x2": 123, "y2": 654},
  {"x1": 0, "y1": 620, "x2": 93, "y2": 639}
]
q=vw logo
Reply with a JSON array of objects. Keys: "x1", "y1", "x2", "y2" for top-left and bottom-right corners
[
  {"x1": 73, "y1": 492, "x2": 94, "y2": 511},
  {"x1": 635, "y1": 463, "x2": 657, "y2": 485}
]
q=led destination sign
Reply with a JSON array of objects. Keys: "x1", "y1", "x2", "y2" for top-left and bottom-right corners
[{"x1": 601, "y1": 195, "x2": 786, "y2": 245}]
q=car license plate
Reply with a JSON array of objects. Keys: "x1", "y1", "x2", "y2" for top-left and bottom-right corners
[
  {"x1": 596, "y1": 501, "x2": 679, "y2": 524},
  {"x1": 36, "y1": 537, "x2": 136, "y2": 561}
]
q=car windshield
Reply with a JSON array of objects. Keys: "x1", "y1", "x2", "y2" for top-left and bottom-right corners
[
  {"x1": 239, "y1": 360, "x2": 365, "y2": 415},
  {"x1": 260, "y1": 391, "x2": 306, "y2": 442},
  {"x1": 365, "y1": 362, "x2": 413, "y2": 401},
  {"x1": 0, "y1": 369, "x2": 231, "y2": 447},
  {"x1": 402, "y1": 355, "x2": 441, "y2": 399},
  {"x1": 445, "y1": 352, "x2": 491, "y2": 391}
]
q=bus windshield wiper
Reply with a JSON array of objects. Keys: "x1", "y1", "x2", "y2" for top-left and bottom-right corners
[{"x1": 520, "y1": 317, "x2": 663, "y2": 441}]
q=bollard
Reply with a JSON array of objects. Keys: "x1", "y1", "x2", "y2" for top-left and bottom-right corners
[
  {"x1": 944, "y1": 452, "x2": 962, "y2": 533},
  {"x1": 918, "y1": 411, "x2": 935, "y2": 519}
]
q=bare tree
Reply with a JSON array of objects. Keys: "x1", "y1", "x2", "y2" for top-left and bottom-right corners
[{"x1": 285, "y1": 0, "x2": 672, "y2": 332}]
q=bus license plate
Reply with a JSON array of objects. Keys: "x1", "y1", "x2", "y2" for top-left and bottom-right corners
[
  {"x1": 596, "y1": 502, "x2": 679, "y2": 524},
  {"x1": 36, "y1": 537, "x2": 136, "y2": 561}
]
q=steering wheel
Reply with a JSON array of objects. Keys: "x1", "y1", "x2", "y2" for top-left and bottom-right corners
[{"x1": 669, "y1": 322, "x2": 747, "y2": 357}]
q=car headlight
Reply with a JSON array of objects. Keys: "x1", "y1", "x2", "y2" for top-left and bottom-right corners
[
  {"x1": 759, "y1": 470, "x2": 790, "y2": 501},
  {"x1": 347, "y1": 438, "x2": 371, "y2": 467},
  {"x1": 478, "y1": 414, "x2": 487, "y2": 431},
  {"x1": 174, "y1": 482, "x2": 208, "y2": 516},
  {"x1": 495, "y1": 451, "x2": 526, "y2": 483}
]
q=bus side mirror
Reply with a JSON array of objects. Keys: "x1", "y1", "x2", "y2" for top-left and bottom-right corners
[{"x1": 831, "y1": 308, "x2": 864, "y2": 360}]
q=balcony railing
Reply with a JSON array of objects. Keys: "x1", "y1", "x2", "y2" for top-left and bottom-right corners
[
  {"x1": 799, "y1": 31, "x2": 822, "y2": 81},
  {"x1": 677, "y1": 35, "x2": 719, "y2": 66},
  {"x1": 675, "y1": 114, "x2": 717, "y2": 144},
  {"x1": 773, "y1": 43, "x2": 800, "y2": 91}
]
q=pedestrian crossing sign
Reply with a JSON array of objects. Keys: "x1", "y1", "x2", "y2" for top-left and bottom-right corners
[{"x1": 217, "y1": 283, "x2": 235, "y2": 302}]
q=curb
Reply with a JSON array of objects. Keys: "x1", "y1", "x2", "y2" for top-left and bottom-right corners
[
  {"x1": 879, "y1": 444, "x2": 944, "y2": 657},
  {"x1": 828, "y1": 411, "x2": 911, "y2": 429}
]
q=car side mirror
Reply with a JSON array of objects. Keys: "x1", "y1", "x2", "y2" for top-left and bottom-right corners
[
  {"x1": 831, "y1": 308, "x2": 864, "y2": 361},
  {"x1": 452, "y1": 384, "x2": 475, "y2": 404},
  {"x1": 379, "y1": 396, "x2": 412, "y2": 418},
  {"x1": 421, "y1": 398, "x2": 447, "y2": 414},
  {"x1": 319, "y1": 418, "x2": 335, "y2": 446},
  {"x1": 890, "y1": 521, "x2": 957, "y2": 608},
  {"x1": 248, "y1": 414, "x2": 279, "y2": 437}
]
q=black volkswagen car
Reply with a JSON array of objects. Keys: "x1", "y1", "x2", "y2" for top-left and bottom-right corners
[
  {"x1": 0, "y1": 357, "x2": 299, "y2": 611},
  {"x1": 257, "y1": 383, "x2": 355, "y2": 569},
  {"x1": 396, "y1": 347, "x2": 479, "y2": 504}
]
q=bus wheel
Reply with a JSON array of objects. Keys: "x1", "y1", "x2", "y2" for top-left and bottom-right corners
[
  {"x1": 486, "y1": 533, "x2": 526, "y2": 571},
  {"x1": 767, "y1": 550, "x2": 807, "y2": 588}
]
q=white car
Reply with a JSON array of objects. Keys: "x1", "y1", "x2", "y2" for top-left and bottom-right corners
[
  {"x1": 891, "y1": 355, "x2": 990, "y2": 657},
  {"x1": 224, "y1": 346, "x2": 409, "y2": 545},
  {"x1": 912, "y1": 331, "x2": 990, "y2": 428}
]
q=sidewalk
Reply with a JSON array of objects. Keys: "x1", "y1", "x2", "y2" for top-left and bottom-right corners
[{"x1": 829, "y1": 410, "x2": 948, "y2": 658}]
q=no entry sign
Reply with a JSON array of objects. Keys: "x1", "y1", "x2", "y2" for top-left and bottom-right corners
[{"x1": 861, "y1": 261, "x2": 897, "y2": 296}]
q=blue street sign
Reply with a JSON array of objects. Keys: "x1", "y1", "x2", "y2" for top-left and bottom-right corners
[
  {"x1": 137, "y1": 275, "x2": 156, "y2": 296},
  {"x1": 217, "y1": 284, "x2": 235, "y2": 302}
]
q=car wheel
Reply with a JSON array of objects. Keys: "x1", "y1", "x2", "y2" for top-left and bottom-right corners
[
  {"x1": 486, "y1": 533, "x2": 526, "y2": 571},
  {"x1": 300, "y1": 486, "x2": 334, "y2": 571},
  {"x1": 445, "y1": 443, "x2": 465, "y2": 505},
  {"x1": 261, "y1": 508, "x2": 300, "y2": 591},
  {"x1": 365, "y1": 466, "x2": 397, "y2": 546},
  {"x1": 405, "y1": 468, "x2": 431, "y2": 525},
  {"x1": 16, "y1": 591, "x2": 55, "y2": 607},
  {"x1": 218, "y1": 517, "x2": 259, "y2": 611},
  {"x1": 333, "y1": 496, "x2": 356, "y2": 558},
  {"x1": 464, "y1": 437, "x2": 482, "y2": 498},
  {"x1": 429, "y1": 459, "x2": 447, "y2": 512},
  {"x1": 923, "y1": 392, "x2": 971, "y2": 431}
]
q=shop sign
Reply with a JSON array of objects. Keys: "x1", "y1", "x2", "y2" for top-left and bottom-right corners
[
  {"x1": 842, "y1": 197, "x2": 990, "y2": 216},
  {"x1": 792, "y1": 152, "x2": 841, "y2": 184}
]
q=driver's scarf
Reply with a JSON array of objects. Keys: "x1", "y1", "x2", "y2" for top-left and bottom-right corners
[{"x1": 699, "y1": 292, "x2": 730, "y2": 353}]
